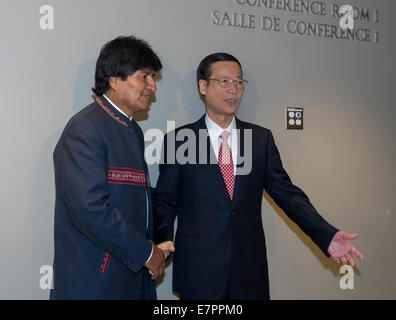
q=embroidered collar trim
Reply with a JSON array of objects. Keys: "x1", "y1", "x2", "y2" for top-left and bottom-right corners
[{"x1": 94, "y1": 95, "x2": 128, "y2": 127}]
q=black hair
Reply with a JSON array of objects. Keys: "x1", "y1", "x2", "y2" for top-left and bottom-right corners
[
  {"x1": 196, "y1": 52, "x2": 242, "y2": 83},
  {"x1": 92, "y1": 35, "x2": 162, "y2": 96}
]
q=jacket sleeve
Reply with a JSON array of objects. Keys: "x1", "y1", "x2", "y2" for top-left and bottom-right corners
[
  {"x1": 263, "y1": 130, "x2": 339, "y2": 256},
  {"x1": 153, "y1": 132, "x2": 180, "y2": 244},
  {"x1": 54, "y1": 117, "x2": 152, "y2": 273}
]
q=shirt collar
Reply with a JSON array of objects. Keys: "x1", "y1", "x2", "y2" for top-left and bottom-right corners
[
  {"x1": 103, "y1": 94, "x2": 133, "y2": 121},
  {"x1": 205, "y1": 113, "x2": 236, "y2": 137}
]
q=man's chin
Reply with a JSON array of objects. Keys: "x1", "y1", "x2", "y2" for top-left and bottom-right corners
[
  {"x1": 132, "y1": 104, "x2": 151, "y2": 117},
  {"x1": 222, "y1": 105, "x2": 239, "y2": 116}
]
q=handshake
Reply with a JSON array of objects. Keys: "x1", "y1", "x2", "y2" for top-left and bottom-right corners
[{"x1": 144, "y1": 241, "x2": 175, "y2": 280}]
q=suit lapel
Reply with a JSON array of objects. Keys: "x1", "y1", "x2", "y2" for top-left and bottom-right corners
[
  {"x1": 232, "y1": 118, "x2": 246, "y2": 205},
  {"x1": 193, "y1": 115, "x2": 233, "y2": 203}
]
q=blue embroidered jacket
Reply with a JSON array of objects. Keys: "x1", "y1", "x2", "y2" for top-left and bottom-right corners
[{"x1": 50, "y1": 96, "x2": 155, "y2": 299}]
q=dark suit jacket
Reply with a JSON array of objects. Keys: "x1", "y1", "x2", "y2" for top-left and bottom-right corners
[
  {"x1": 154, "y1": 115, "x2": 339, "y2": 299},
  {"x1": 50, "y1": 96, "x2": 155, "y2": 300}
]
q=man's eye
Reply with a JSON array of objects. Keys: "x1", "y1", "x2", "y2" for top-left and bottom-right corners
[{"x1": 220, "y1": 79, "x2": 229, "y2": 84}]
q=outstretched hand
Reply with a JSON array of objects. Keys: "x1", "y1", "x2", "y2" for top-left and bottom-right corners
[{"x1": 328, "y1": 231, "x2": 364, "y2": 267}]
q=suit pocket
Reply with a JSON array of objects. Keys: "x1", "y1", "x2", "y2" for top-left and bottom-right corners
[{"x1": 175, "y1": 231, "x2": 204, "y2": 252}]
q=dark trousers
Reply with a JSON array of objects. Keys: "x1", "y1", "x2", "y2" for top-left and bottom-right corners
[{"x1": 180, "y1": 250, "x2": 246, "y2": 300}]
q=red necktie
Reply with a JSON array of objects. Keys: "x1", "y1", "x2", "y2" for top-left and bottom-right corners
[{"x1": 218, "y1": 131, "x2": 235, "y2": 200}]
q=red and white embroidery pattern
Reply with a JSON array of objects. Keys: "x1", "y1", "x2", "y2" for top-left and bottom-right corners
[
  {"x1": 108, "y1": 168, "x2": 146, "y2": 186},
  {"x1": 218, "y1": 131, "x2": 235, "y2": 200},
  {"x1": 100, "y1": 253, "x2": 111, "y2": 275},
  {"x1": 94, "y1": 96, "x2": 128, "y2": 127}
]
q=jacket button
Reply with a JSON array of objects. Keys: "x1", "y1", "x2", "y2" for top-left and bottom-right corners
[{"x1": 229, "y1": 240, "x2": 233, "y2": 245}]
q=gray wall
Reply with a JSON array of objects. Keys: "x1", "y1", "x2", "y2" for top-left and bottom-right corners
[{"x1": 0, "y1": 0, "x2": 395, "y2": 299}]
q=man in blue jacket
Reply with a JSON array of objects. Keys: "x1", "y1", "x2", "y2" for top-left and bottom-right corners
[{"x1": 50, "y1": 35, "x2": 174, "y2": 300}]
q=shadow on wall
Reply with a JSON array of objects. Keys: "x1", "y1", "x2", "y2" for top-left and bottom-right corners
[
  {"x1": 181, "y1": 70, "x2": 205, "y2": 123},
  {"x1": 29, "y1": 58, "x2": 97, "y2": 299},
  {"x1": 237, "y1": 71, "x2": 262, "y2": 123},
  {"x1": 29, "y1": 129, "x2": 62, "y2": 299},
  {"x1": 263, "y1": 191, "x2": 362, "y2": 278},
  {"x1": 73, "y1": 59, "x2": 97, "y2": 115}
]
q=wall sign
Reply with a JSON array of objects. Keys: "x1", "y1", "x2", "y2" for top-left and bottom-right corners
[{"x1": 211, "y1": 0, "x2": 380, "y2": 44}]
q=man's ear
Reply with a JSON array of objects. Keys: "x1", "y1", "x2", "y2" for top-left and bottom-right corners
[
  {"x1": 198, "y1": 79, "x2": 208, "y2": 97},
  {"x1": 108, "y1": 76, "x2": 119, "y2": 91}
]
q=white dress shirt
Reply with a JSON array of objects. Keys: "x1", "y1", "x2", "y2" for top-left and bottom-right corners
[
  {"x1": 103, "y1": 94, "x2": 133, "y2": 121},
  {"x1": 205, "y1": 114, "x2": 238, "y2": 175}
]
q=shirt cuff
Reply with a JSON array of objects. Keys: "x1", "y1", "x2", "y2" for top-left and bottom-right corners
[{"x1": 145, "y1": 245, "x2": 154, "y2": 264}]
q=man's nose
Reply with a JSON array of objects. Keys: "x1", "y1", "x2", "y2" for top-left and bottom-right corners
[
  {"x1": 227, "y1": 81, "x2": 238, "y2": 92},
  {"x1": 147, "y1": 76, "x2": 157, "y2": 92}
]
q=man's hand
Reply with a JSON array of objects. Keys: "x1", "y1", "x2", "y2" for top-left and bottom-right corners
[
  {"x1": 328, "y1": 231, "x2": 364, "y2": 267},
  {"x1": 144, "y1": 240, "x2": 166, "y2": 280},
  {"x1": 157, "y1": 241, "x2": 175, "y2": 259}
]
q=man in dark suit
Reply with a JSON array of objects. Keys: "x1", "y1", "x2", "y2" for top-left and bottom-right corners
[
  {"x1": 50, "y1": 36, "x2": 174, "y2": 300},
  {"x1": 154, "y1": 52, "x2": 363, "y2": 300}
]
